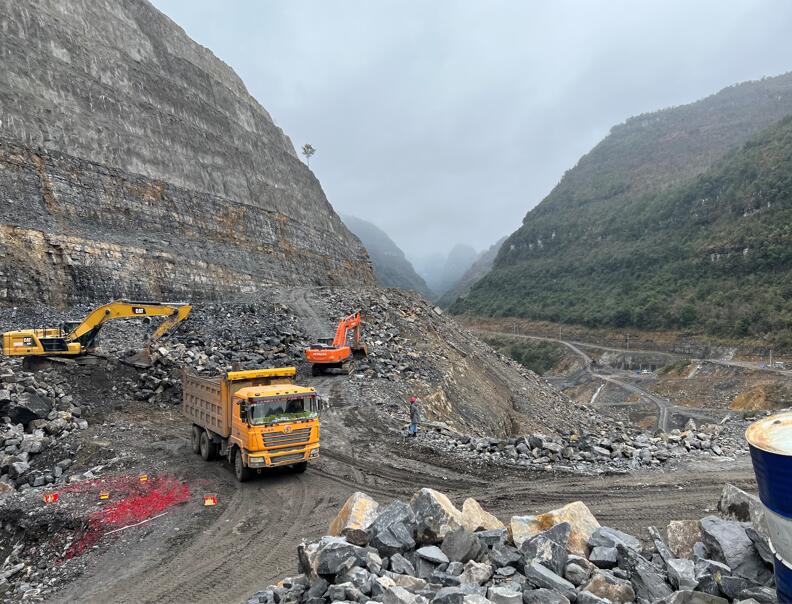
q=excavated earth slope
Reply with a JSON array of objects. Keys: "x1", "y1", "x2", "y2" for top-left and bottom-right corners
[{"x1": 0, "y1": 0, "x2": 373, "y2": 303}]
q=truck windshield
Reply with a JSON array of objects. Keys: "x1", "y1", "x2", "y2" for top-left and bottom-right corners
[{"x1": 247, "y1": 396, "x2": 317, "y2": 425}]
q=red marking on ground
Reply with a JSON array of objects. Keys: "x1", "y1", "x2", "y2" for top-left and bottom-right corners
[{"x1": 65, "y1": 475, "x2": 189, "y2": 559}]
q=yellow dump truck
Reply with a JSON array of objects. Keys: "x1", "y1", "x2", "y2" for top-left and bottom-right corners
[{"x1": 182, "y1": 367, "x2": 320, "y2": 481}]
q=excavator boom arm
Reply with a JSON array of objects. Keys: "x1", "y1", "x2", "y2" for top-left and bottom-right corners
[
  {"x1": 67, "y1": 300, "x2": 192, "y2": 343},
  {"x1": 332, "y1": 311, "x2": 362, "y2": 347}
]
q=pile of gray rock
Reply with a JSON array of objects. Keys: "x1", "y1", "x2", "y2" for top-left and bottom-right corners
[
  {"x1": 0, "y1": 362, "x2": 84, "y2": 494},
  {"x1": 414, "y1": 418, "x2": 743, "y2": 475},
  {"x1": 245, "y1": 485, "x2": 778, "y2": 604},
  {"x1": 123, "y1": 301, "x2": 309, "y2": 403}
]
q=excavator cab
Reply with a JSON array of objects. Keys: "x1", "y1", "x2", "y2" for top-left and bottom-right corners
[
  {"x1": 311, "y1": 337, "x2": 334, "y2": 349},
  {"x1": 62, "y1": 321, "x2": 82, "y2": 335}
]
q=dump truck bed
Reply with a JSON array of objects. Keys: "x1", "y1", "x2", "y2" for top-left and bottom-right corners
[{"x1": 183, "y1": 373, "x2": 230, "y2": 437}]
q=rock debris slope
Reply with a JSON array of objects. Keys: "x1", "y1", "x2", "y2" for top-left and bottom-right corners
[{"x1": 0, "y1": 0, "x2": 373, "y2": 303}]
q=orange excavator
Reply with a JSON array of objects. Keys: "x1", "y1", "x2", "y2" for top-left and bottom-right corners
[{"x1": 305, "y1": 310, "x2": 368, "y2": 376}]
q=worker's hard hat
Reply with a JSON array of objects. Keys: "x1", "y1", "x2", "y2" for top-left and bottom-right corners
[{"x1": 410, "y1": 396, "x2": 417, "y2": 403}]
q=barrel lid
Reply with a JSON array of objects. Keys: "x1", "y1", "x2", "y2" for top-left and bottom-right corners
[{"x1": 746, "y1": 411, "x2": 792, "y2": 455}]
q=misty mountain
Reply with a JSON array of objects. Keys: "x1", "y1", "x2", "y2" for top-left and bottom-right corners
[
  {"x1": 342, "y1": 215, "x2": 432, "y2": 296},
  {"x1": 438, "y1": 237, "x2": 506, "y2": 308},
  {"x1": 414, "y1": 244, "x2": 478, "y2": 298},
  {"x1": 453, "y1": 72, "x2": 792, "y2": 344}
]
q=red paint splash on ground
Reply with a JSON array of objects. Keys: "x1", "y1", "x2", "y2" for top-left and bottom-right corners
[{"x1": 65, "y1": 475, "x2": 190, "y2": 559}]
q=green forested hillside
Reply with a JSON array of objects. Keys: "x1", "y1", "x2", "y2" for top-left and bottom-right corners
[{"x1": 453, "y1": 109, "x2": 792, "y2": 346}]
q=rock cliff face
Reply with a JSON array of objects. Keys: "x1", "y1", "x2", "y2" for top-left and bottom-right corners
[{"x1": 0, "y1": 0, "x2": 373, "y2": 304}]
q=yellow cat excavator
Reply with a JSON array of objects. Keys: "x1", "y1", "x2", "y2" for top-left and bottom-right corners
[{"x1": 1, "y1": 300, "x2": 192, "y2": 366}]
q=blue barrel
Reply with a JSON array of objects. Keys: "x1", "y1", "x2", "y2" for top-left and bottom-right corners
[
  {"x1": 746, "y1": 411, "x2": 792, "y2": 603},
  {"x1": 773, "y1": 549, "x2": 792, "y2": 604}
]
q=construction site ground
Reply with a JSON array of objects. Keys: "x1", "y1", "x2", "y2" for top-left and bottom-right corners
[
  {"x1": 49, "y1": 390, "x2": 754, "y2": 604},
  {"x1": 0, "y1": 291, "x2": 761, "y2": 604}
]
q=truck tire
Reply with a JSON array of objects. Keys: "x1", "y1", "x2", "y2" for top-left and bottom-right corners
[
  {"x1": 200, "y1": 430, "x2": 216, "y2": 461},
  {"x1": 191, "y1": 426, "x2": 202, "y2": 454},
  {"x1": 292, "y1": 462, "x2": 308, "y2": 473},
  {"x1": 234, "y1": 449, "x2": 252, "y2": 482}
]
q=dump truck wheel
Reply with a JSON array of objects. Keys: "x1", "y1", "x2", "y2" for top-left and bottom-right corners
[
  {"x1": 191, "y1": 426, "x2": 201, "y2": 454},
  {"x1": 234, "y1": 449, "x2": 251, "y2": 482},
  {"x1": 292, "y1": 462, "x2": 308, "y2": 473},
  {"x1": 200, "y1": 430, "x2": 216, "y2": 461}
]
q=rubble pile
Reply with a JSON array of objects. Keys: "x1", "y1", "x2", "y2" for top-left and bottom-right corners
[
  {"x1": 315, "y1": 288, "x2": 577, "y2": 435},
  {"x1": 0, "y1": 361, "x2": 85, "y2": 495},
  {"x1": 0, "y1": 503, "x2": 84, "y2": 601},
  {"x1": 413, "y1": 417, "x2": 747, "y2": 475},
  {"x1": 107, "y1": 302, "x2": 309, "y2": 404},
  {"x1": 245, "y1": 485, "x2": 779, "y2": 604}
]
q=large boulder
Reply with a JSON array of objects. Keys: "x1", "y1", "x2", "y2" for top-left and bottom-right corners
[
  {"x1": 368, "y1": 501, "x2": 417, "y2": 556},
  {"x1": 461, "y1": 498, "x2": 504, "y2": 532},
  {"x1": 667, "y1": 558, "x2": 697, "y2": 590},
  {"x1": 411, "y1": 488, "x2": 464, "y2": 545},
  {"x1": 486, "y1": 586, "x2": 521, "y2": 604},
  {"x1": 587, "y1": 526, "x2": 640, "y2": 552},
  {"x1": 582, "y1": 571, "x2": 636, "y2": 603},
  {"x1": 717, "y1": 484, "x2": 767, "y2": 533},
  {"x1": 524, "y1": 562, "x2": 576, "y2": 601},
  {"x1": 329, "y1": 492, "x2": 380, "y2": 546},
  {"x1": 383, "y1": 585, "x2": 424, "y2": 604},
  {"x1": 616, "y1": 544, "x2": 673, "y2": 601},
  {"x1": 7, "y1": 392, "x2": 50, "y2": 426},
  {"x1": 458, "y1": 560, "x2": 493, "y2": 586},
  {"x1": 298, "y1": 536, "x2": 367, "y2": 579},
  {"x1": 667, "y1": 520, "x2": 701, "y2": 559},
  {"x1": 510, "y1": 501, "x2": 599, "y2": 556},
  {"x1": 441, "y1": 527, "x2": 482, "y2": 563},
  {"x1": 519, "y1": 528, "x2": 569, "y2": 577},
  {"x1": 698, "y1": 516, "x2": 772, "y2": 584},
  {"x1": 523, "y1": 589, "x2": 570, "y2": 603}
]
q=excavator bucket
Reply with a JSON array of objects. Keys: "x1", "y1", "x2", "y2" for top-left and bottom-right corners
[{"x1": 125, "y1": 345, "x2": 154, "y2": 368}]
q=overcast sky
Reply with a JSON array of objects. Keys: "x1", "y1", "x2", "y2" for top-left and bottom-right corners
[{"x1": 152, "y1": 1, "x2": 792, "y2": 261}]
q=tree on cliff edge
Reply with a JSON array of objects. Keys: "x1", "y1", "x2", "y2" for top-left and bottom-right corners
[{"x1": 301, "y1": 143, "x2": 316, "y2": 167}]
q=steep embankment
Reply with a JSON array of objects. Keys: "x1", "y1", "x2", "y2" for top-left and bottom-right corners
[
  {"x1": 342, "y1": 215, "x2": 433, "y2": 297},
  {"x1": 454, "y1": 72, "x2": 792, "y2": 343},
  {"x1": 0, "y1": 0, "x2": 373, "y2": 304}
]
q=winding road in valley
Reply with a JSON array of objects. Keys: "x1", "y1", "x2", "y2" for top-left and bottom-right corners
[{"x1": 472, "y1": 329, "x2": 724, "y2": 432}]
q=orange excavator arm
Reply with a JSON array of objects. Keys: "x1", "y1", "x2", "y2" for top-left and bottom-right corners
[{"x1": 332, "y1": 311, "x2": 362, "y2": 348}]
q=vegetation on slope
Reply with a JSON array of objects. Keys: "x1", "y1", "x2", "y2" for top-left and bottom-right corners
[
  {"x1": 454, "y1": 114, "x2": 792, "y2": 347},
  {"x1": 481, "y1": 335, "x2": 566, "y2": 375}
]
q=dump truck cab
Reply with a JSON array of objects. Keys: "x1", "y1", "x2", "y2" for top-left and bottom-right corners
[{"x1": 231, "y1": 382, "x2": 320, "y2": 470}]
